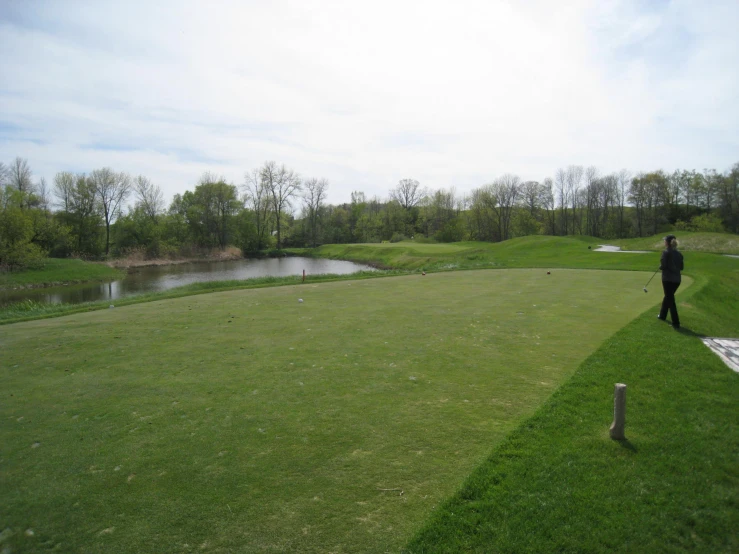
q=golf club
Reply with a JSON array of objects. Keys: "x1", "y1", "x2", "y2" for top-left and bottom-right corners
[{"x1": 643, "y1": 269, "x2": 659, "y2": 293}]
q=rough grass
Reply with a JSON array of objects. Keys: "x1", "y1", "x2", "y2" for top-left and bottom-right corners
[
  {"x1": 612, "y1": 231, "x2": 739, "y2": 255},
  {"x1": 405, "y1": 265, "x2": 739, "y2": 553},
  {"x1": 1, "y1": 269, "x2": 657, "y2": 553}
]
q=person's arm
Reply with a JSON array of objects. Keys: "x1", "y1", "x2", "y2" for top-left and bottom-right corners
[{"x1": 660, "y1": 250, "x2": 667, "y2": 270}]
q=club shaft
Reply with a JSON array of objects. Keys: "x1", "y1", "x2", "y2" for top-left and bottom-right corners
[{"x1": 645, "y1": 269, "x2": 659, "y2": 288}]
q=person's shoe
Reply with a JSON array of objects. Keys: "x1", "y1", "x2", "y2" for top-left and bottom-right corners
[
  {"x1": 657, "y1": 315, "x2": 666, "y2": 321},
  {"x1": 672, "y1": 324, "x2": 680, "y2": 330}
]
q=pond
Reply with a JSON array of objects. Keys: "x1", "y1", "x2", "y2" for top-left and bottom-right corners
[{"x1": 0, "y1": 257, "x2": 376, "y2": 307}]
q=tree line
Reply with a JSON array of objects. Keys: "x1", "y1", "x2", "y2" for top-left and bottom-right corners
[{"x1": 1, "y1": 156, "x2": 737, "y2": 271}]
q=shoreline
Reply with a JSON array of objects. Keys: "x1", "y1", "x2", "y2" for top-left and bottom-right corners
[{"x1": 104, "y1": 251, "x2": 244, "y2": 270}]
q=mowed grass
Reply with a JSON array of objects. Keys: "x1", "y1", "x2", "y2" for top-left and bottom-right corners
[
  {"x1": 1, "y1": 269, "x2": 658, "y2": 553},
  {"x1": 406, "y1": 262, "x2": 739, "y2": 553}
]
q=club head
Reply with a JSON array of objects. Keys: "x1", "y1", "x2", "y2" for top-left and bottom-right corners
[{"x1": 643, "y1": 288, "x2": 648, "y2": 293}]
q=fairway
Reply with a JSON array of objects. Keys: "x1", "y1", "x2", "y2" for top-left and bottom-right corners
[{"x1": 1, "y1": 269, "x2": 662, "y2": 553}]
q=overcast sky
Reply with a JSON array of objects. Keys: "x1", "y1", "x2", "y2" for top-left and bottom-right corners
[{"x1": 1, "y1": 0, "x2": 737, "y2": 208}]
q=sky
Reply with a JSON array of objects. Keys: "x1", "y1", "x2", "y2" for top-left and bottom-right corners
[{"x1": 1, "y1": 0, "x2": 737, "y2": 209}]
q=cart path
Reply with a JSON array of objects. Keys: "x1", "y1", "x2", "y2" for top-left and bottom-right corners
[{"x1": 702, "y1": 338, "x2": 739, "y2": 373}]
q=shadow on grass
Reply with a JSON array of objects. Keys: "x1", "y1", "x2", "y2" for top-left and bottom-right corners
[
  {"x1": 675, "y1": 326, "x2": 704, "y2": 338},
  {"x1": 613, "y1": 438, "x2": 638, "y2": 453}
]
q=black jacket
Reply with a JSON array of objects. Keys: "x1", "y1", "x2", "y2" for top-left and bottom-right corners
[{"x1": 660, "y1": 248, "x2": 684, "y2": 283}]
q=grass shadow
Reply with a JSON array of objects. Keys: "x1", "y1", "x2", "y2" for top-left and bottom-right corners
[
  {"x1": 675, "y1": 326, "x2": 704, "y2": 338},
  {"x1": 613, "y1": 438, "x2": 638, "y2": 452}
]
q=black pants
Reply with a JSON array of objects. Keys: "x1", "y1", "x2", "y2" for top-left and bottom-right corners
[{"x1": 659, "y1": 281, "x2": 680, "y2": 327}]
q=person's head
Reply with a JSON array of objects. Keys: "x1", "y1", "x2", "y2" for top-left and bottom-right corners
[{"x1": 663, "y1": 234, "x2": 678, "y2": 249}]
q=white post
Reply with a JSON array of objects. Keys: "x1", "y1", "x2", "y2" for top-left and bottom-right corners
[{"x1": 609, "y1": 383, "x2": 627, "y2": 440}]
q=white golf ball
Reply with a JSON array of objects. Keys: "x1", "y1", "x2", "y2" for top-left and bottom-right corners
[{"x1": 298, "y1": 299, "x2": 303, "y2": 303}]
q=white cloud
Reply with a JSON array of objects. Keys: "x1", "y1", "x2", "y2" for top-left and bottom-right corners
[{"x1": 0, "y1": 0, "x2": 737, "y2": 208}]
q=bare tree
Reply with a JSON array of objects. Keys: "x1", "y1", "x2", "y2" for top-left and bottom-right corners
[
  {"x1": 133, "y1": 175, "x2": 164, "y2": 222},
  {"x1": 583, "y1": 166, "x2": 599, "y2": 236},
  {"x1": 426, "y1": 187, "x2": 457, "y2": 237},
  {"x1": 616, "y1": 169, "x2": 630, "y2": 238},
  {"x1": 36, "y1": 177, "x2": 51, "y2": 212},
  {"x1": 53, "y1": 171, "x2": 77, "y2": 212},
  {"x1": 519, "y1": 180, "x2": 541, "y2": 215},
  {"x1": 0, "y1": 162, "x2": 8, "y2": 188},
  {"x1": 198, "y1": 171, "x2": 226, "y2": 187},
  {"x1": 302, "y1": 177, "x2": 328, "y2": 247},
  {"x1": 566, "y1": 165, "x2": 584, "y2": 234},
  {"x1": 9, "y1": 157, "x2": 34, "y2": 208},
  {"x1": 243, "y1": 168, "x2": 272, "y2": 250},
  {"x1": 390, "y1": 178, "x2": 423, "y2": 210},
  {"x1": 490, "y1": 174, "x2": 521, "y2": 241},
  {"x1": 468, "y1": 185, "x2": 498, "y2": 241},
  {"x1": 598, "y1": 174, "x2": 618, "y2": 237},
  {"x1": 91, "y1": 168, "x2": 131, "y2": 255},
  {"x1": 540, "y1": 177, "x2": 557, "y2": 235},
  {"x1": 261, "y1": 161, "x2": 301, "y2": 249},
  {"x1": 554, "y1": 168, "x2": 569, "y2": 235}
]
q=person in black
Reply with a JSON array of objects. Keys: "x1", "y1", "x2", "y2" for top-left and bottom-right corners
[{"x1": 657, "y1": 234, "x2": 684, "y2": 329}]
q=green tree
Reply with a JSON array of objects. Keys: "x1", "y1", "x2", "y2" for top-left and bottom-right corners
[
  {"x1": 185, "y1": 177, "x2": 242, "y2": 250},
  {"x1": 0, "y1": 186, "x2": 44, "y2": 270},
  {"x1": 54, "y1": 173, "x2": 103, "y2": 256}
]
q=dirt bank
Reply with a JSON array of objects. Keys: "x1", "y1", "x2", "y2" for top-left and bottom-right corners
[{"x1": 105, "y1": 247, "x2": 243, "y2": 269}]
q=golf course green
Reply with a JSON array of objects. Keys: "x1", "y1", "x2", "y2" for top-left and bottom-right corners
[{"x1": 1, "y1": 235, "x2": 737, "y2": 553}]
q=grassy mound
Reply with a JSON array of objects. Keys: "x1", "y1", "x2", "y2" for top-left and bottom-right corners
[{"x1": 0, "y1": 258, "x2": 124, "y2": 291}]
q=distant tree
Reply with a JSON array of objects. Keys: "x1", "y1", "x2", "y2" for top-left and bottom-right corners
[
  {"x1": 63, "y1": 174, "x2": 103, "y2": 255},
  {"x1": 554, "y1": 168, "x2": 568, "y2": 235},
  {"x1": 566, "y1": 165, "x2": 583, "y2": 235},
  {"x1": 425, "y1": 187, "x2": 457, "y2": 239},
  {"x1": 490, "y1": 174, "x2": 521, "y2": 241},
  {"x1": 302, "y1": 177, "x2": 328, "y2": 247},
  {"x1": 53, "y1": 172, "x2": 76, "y2": 212},
  {"x1": 91, "y1": 168, "x2": 131, "y2": 255},
  {"x1": 36, "y1": 177, "x2": 51, "y2": 212},
  {"x1": 261, "y1": 161, "x2": 301, "y2": 249},
  {"x1": 243, "y1": 168, "x2": 273, "y2": 251},
  {"x1": 9, "y1": 157, "x2": 34, "y2": 209},
  {"x1": 519, "y1": 180, "x2": 541, "y2": 216},
  {"x1": 616, "y1": 169, "x2": 630, "y2": 238},
  {"x1": 716, "y1": 162, "x2": 739, "y2": 233},
  {"x1": 391, "y1": 178, "x2": 423, "y2": 210},
  {"x1": 0, "y1": 162, "x2": 8, "y2": 188},
  {"x1": 0, "y1": 184, "x2": 44, "y2": 270},
  {"x1": 540, "y1": 178, "x2": 557, "y2": 235},
  {"x1": 188, "y1": 175, "x2": 242, "y2": 249},
  {"x1": 468, "y1": 185, "x2": 498, "y2": 241},
  {"x1": 133, "y1": 176, "x2": 164, "y2": 222}
]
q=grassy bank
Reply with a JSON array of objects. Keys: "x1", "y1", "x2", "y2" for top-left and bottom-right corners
[
  {"x1": 300, "y1": 234, "x2": 737, "y2": 273},
  {"x1": 0, "y1": 271, "x2": 397, "y2": 325},
  {"x1": 0, "y1": 258, "x2": 124, "y2": 291},
  {"x1": 403, "y1": 239, "x2": 739, "y2": 552}
]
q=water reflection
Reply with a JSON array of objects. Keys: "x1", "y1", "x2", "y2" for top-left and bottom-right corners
[{"x1": 1, "y1": 257, "x2": 375, "y2": 307}]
